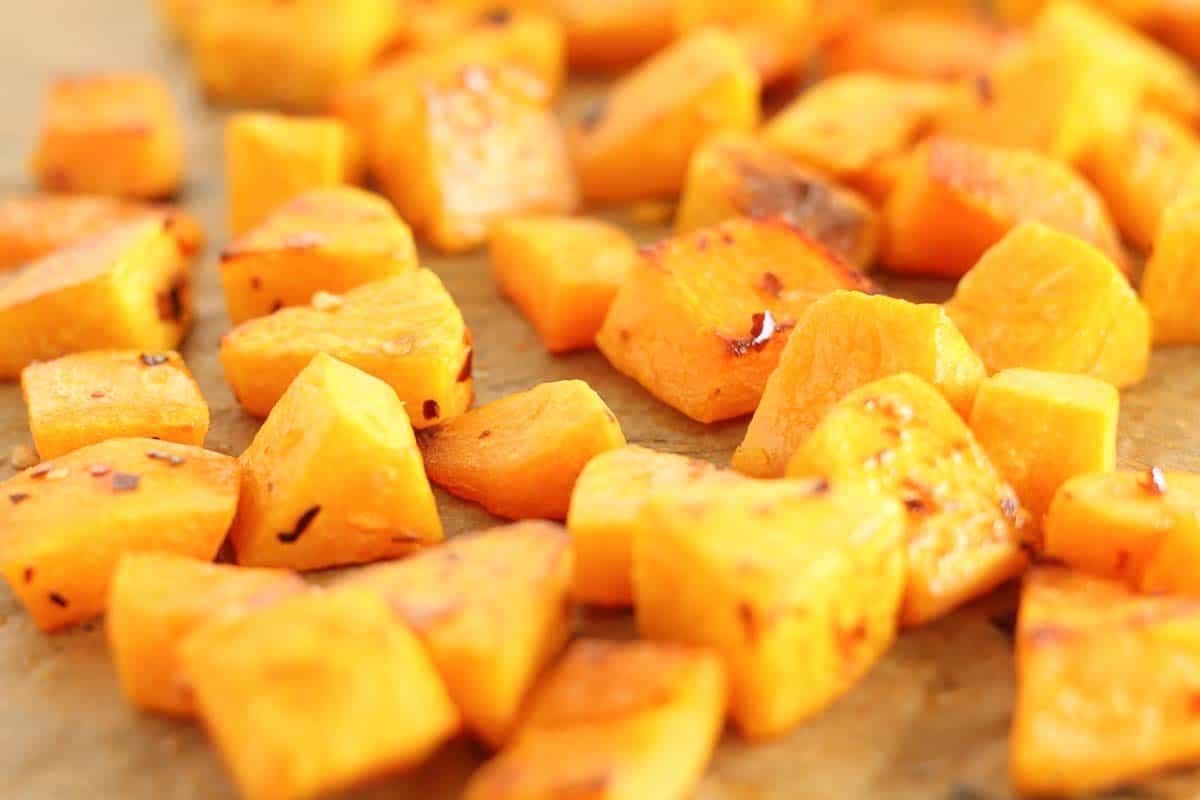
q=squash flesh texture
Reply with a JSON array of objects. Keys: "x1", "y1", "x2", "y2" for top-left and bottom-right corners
[
  {"x1": 0, "y1": 438, "x2": 239, "y2": 632},
  {"x1": 464, "y1": 639, "x2": 726, "y2": 800},
  {"x1": 1141, "y1": 174, "x2": 1200, "y2": 345},
  {"x1": 231, "y1": 353, "x2": 442, "y2": 571},
  {"x1": 220, "y1": 269, "x2": 472, "y2": 428},
  {"x1": 22, "y1": 349, "x2": 209, "y2": 460},
  {"x1": 733, "y1": 290, "x2": 985, "y2": 478},
  {"x1": 596, "y1": 216, "x2": 876, "y2": 424},
  {"x1": 340, "y1": 521, "x2": 572, "y2": 749},
  {"x1": 787, "y1": 373, "x2": 1028, "y2": 626},
  {"x1": 634, "y1": 479, "x2": 905, "y2": 739}
]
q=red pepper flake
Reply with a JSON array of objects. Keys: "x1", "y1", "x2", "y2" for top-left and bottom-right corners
[
  {"x1": 1140, "y1": 467, "x2": 1168, "y2": 496},
  {"x1": 48, "y1": 592, "x2": 69, "y2": 608},
  {"x1": 9, "y1": 493, "x2": 30, "y2": 504},
  {"x1": 723, "y1": 310, "x2": 782, "y2": 357},
  {"x1": 146, "y1": 450, "x2": 186, "y2": 467},
  {"x1": 88, "y1": 463, "x2": 111, "y2": 477},
  {"x1": 140, "y1": 353, "x2": 169, "y2": 367},
  {"x1": 423, "y1": 400, "x2": 440, "y2": 420},
  {"x1": 111, "y1": 472, "x2": 141, "y2": 493},
  {"x1": 22, "y1": 567, "x2": 33, "y2": 583},
  {"x1": 278, "y1": 505, "x2": 322, "y2": 543},
  {"x1": 29, "y1": 463, "x2": 54, "y2": 479},
  {"x1": 758, "y1": 272, "x2": 784, "y2": 298},
  {"x1": 457, "y1": 349, "x2": 473, "y2": 383}
]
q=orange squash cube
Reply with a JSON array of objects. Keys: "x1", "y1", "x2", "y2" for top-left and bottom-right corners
[
  {"x1": 787, "y1": 374, "x2": 1028, "y2": 626},
  {"x1": 221, "y1": 270, "x2": 472, "y2": 427},
  {"x1": 340, "y1": 521, "x2": 572, "y2": 748},
  {"x1": 1012, "y1": 567, "x2": 1200, "y2": 796},
  {"x1": 107, "y1": 553, "x2": 305, "y2": 716},
  {"x1": 944, "y1": 222, "x2": 1151, "y2": 388},
  {"x1": 569, "y1": 28, "x2": 760, "y2": 204},
  {"x1": 21, "y1": 350, "x2": 209, "y2": 460},
  {"x1": 542, "y1": 0, "x2": 674, "y2": 70},
  {"x1": 567, "y1": 446, "x2": 736, "y2": 607},
  {"x1": 421, "y1": 380, "x2": 625, "y2": 520},
  {"x1": 882, "y1": 136, "x2": 1126, "y2": 278},
  {"x1": 465, "y1": 639, "x2": 726, "y2": 799},
  {"x1": 374, "y1": 65, "x2": 577, "y2": 252},
  {"x1": 30, "y1": 74, "x2": 184, "y2": 200},
  {"x1": 490, "y1": 215, "x2": 637, "y2": 353},
  {"x1": 191, "y1": 0, "x2": 399, "y2": 112},
  {"x1": 219, "y1": 187, "x2": 417, "y2": 324},
  {"x1": 1141, "y1": 171, "x2": 1200, "y2": 345},
  {"x1": 676, "y1": 132, "x2": 880, "y2": 271},
  {"x1": 0, "y1": 438, "x2": 239, "y2": 632},
  {"x1": 635, "y1": 478, "x2": 905, "y2": 738},
  {"x1": 231, "y1": 353, "x2": 442, "y2": 571},
  {"x1": 0, "y1": 216, "x2": 194, "y2": 380},
  {"x1": 596, "y1": 217, "x2": 876, "y2": 424},
  {"x1": 733, "y1": 290, "x2": 985, "y2": 478},
  {"x1": 0, "y1": 194, "x2": 202, "y2": 272},
  {"x1": 179, "y1": 589, "x2": 459, "y2": 800}
]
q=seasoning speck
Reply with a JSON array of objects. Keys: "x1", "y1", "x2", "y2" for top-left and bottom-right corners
[
  {"x1": 1140, "y1": 467, "x2": 1168, "y2": 496},
  {"x1": 112, "y1": 472, "x2": 141, "y2": 493},
  {"x1": 9, "y1": 493, "x2": 29, "y2": 505},
  {"x1": 140, "y1": 353, "x2": 169, "y2": 367},
  {"x1": 278, "y1": 505, "x2": 322, "y2": 544}
]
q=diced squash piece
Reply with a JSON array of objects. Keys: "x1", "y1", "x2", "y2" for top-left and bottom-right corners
[
  {"x1": 375, "y1": 65, "x2": 577, "y2": 253},
  {"x1": 21, "y1": 350, "x2": 209, "y2": 460},
  {"x1": 191, "y1": 0, "x2": 399, "y2": 112},
  {"x1": 491, "y1": 215, "x2": 637, "y2": 353},
  {"x1": 219, "y1": 187, "x2": 417, "y2": 324},
  {"x1": 787, "y1": 374, "x2": 1028, "y2": 626},
  {"x1": 421, "y1": 380, "x2": 625, "y2": 520},
  {"x1": 1044, "y1": 470, "x2": 1200, "y2": 595},
  {"x1": 0, "y1": 438, "x2": 239, "y2": 632},
  {"x1": 676, "y1": 132, "x2": 880, "y2": 271},
  {"x1": 30, "y1": 74, "x2": 184, "y2": 200},
  {"x1": 0, "y1": 216, "x2": 194, "y2": 380},
  {"x1": 635, "y1": 478, "x2": 905, "y2": 738},
  {"x1": 733, "y1": 290, "x2": 985, "y2": 478},
  {"x1": 179, "y1": 589, "x2": 459, "y2": 800},
  {"x1": 221, "y1": 270, "x2": 472, "y2": 427},
  {"x1": 944, "y1": 222, "x2": 1151, "y2": 388},
  {"x1": 226, "y1": 113, "x2": 353, "y2": 237},
  {"x1": 569, "y1": 28, "x2": 760, "y2": 204},
  {"x1": 882, "y1": 136, "x2": 1126, "y2": 278},
  {"x1": 1088, "y1": 109, "x2": 1200, "y2": 252},
  {"x1": 340, "y1": 521, "x2": 572, "y2": 748},
  {"x1": 539, "y1": 0, "x2": 674, "y2": 70},
  {"x1": 673, "y1": 0, "x2": 815, "y2": 85},
  {"x1": 107, "y1": 553, "x2": 305, "y2": 716},
  {"x1": 0, "y1": 195, "x2": 202, "y2": 271},
  {"x1": 1143, "y1": 175, "x2": 1200, "y2": 345},
  {"x1": 969, "y1": 369, "x2": 1117, "y2": 536},
  {"x1": 465, "y1": 639, "x2": 725, "y2": 799},
  {"x1": 596, "y1": 216, "x2": 876, "y2": 423},
  {"x1": 567, "y1": 446, "x2": 737, "y2": 607},
  {"x1": 231, "y1": 353, "x2": 442, "y2": 571},
  {"x1": 762, "y1": 73, "x2": 950, "y2": 199},
  {"x1": 1011, "y1": 567, "x2": 1200, "y2": 796}
]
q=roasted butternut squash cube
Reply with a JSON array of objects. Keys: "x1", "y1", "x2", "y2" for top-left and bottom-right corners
[
  {"x1": 374, "y1": 65, "x2": 577, "y2": 253},
  {"x1": 676, "y1": 132, "x2": 880, "y2": 271},
  {"x1": 762, "y1": 73, "x2": 950, "y2": 200},
  {"x1": 219, "y1": 187, "x2": 417, "y2": 324},
  {"x1": 0, "y1": 438, "x2": 239, "y2": 632},
  {"x1": 491, "y1": 215, "x2": 636, "y2": 353},
  {"x1": 231, "y1": 353, "x2": 442, "y2": 571},
  {"x1": 226, "y1": 113, "x2": 354, "y2": 237},
  {"x1": 944, "y1": 222, "x2": 1151, "y2": 388},
  {"x1": 787, "y1": 374, "x2": 1028, "y2": 626},
  {"x1": 421, "y1": 380, "x2": 625, "y2": 520},
  {"x1": 30, "y1": 74, "x2": 184, "y2": 200},
  {"x1": 340, "y1": 521, "x2": 572, "y2": 748},
  {"x1": 882, "y1": 136, "x2": 1126, "y2": 278},
  {"x1": 107, "y1": 553, "x2": 305, "y2": 716},
  {"x1": 733, "y1": 290, "x2": 985, "y2": 477},
  {"x1": 1141, "y1": 172, "x2": 1200, "y2": 345},
  {"x1": 221, "y1": 270, "x2": 472, "y2": 427},
  {"x1": 21, "y1": 350, "x2": 208, "y2": 460},
  {"x1": 635, "y1": 478, "x2": 905, "y2": 738},
  {"x1": 596, "y1": 217, "x2": 876, "y2": 424},
  {"x1": 465, "y1": 639, "x2": 726, "y2": 799},
  {"x1": 1012, "y1": 567, "x2": 1200, "y2": 796},
  {"x1": 567, "y1": 446, "x2": 737, "y2": 607},
  {"x1": 0, "y1": 195, "x2": 202, "y2": 272},
  {"x1": 569, "y1": 28, "x2": 760, "y2": 204},
  {"x1": 969, "y1": 369, "x2": 1118, "y2": 534},
  {"x1": 540, "y1": 0, "x2": 674, "y2": 70},
  {"x1": 191, "y1": 0, "x2": 399, "y2": 112},
  {"x1": 179, "y1": 589, "x2": 459, "y2": 800},
  {"x1": 0, "y1": 216, "x2": 194, "y2": 380}
]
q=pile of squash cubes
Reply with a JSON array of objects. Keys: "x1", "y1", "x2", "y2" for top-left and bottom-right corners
[{"x1": 4, "y1": 0, "x2": 1200, "y2": 797}]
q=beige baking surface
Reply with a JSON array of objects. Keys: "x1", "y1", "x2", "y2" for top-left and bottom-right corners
[{"x1": 2, "y1": 2, "x2": 1200, "y2": 799}]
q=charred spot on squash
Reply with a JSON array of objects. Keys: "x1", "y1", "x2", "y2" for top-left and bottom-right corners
[
  {"x1": 8, "y1": 492, "x2": 29, "y2": 504},
  {"x1": 423, "y1": 400, "x2": 441, "y2": 420},
  {"x1": 48, "y1": 592, "x2": 69, "y2": 608},
  {"x1": 156, "y1": 274, "x2": 188, "y2": 323},
  {"x1": 139, "y1": 353, "x2": 169, "y2": 367},
  {"x1": 278, "y1": 505, "x2": 322, "y2": 544},
  {"x1": 111, "y1": 472, "x2": 141, "y2": 492}
]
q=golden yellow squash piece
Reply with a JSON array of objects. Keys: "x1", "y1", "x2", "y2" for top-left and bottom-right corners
[{"x1": 1142, "y1": 172, "x2": 1200, "y2": 345}]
